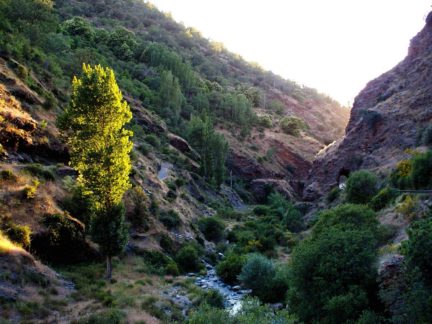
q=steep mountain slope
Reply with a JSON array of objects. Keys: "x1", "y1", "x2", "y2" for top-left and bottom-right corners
[
  {"x1": 304, "y1": 12, "x2": 432, "y2": 200},
  {"x1": 55, "y1": 0, "x2": 349, "y2": 185}
]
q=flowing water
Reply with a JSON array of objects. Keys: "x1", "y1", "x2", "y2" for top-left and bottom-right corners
[{"x1": 194, "y1": 262, "x2": 250, "y2": 314}]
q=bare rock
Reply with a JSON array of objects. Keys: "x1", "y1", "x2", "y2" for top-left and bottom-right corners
[{"x1": 250, "y1": 178, "x2": 296, "y2": 203}]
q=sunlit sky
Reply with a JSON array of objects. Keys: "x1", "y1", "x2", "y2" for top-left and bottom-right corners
[{"x1": 148, "y1": 0, "x2": 430, "y2": 105}]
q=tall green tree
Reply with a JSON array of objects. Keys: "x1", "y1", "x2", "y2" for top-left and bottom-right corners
[
  {"x1": 158, "y1": 70, "x2": 184, "y2": 126},
  {"x1": 59, "y1": 64, "x2": 133, "y2": 279}
]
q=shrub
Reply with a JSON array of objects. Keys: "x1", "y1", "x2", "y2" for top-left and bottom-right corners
[
  {"x1": 390, "y1": 160, "x2": 413, "y2": 189},
  {"x1": 137, "y1": 143, "x2": 151, "y2": 156},
  {"x1": 201, "y1": 289, "x2": 224, "y2": 308},
  {"x1": 396, "y1": 195, "x2": 418, "y2": 220},
  {"x1": 326, "y1": 187, "x2": 341, "y2": 203},
  {"x1": 31, "y1": 213, "x2": 88, "y2": 264},
  {"x1": 288, "y1": 227, "x2": 378, "y2": 323},
  {"x1": 257, "y1": 116, "x2": 272, "y2": 128},
  {"x1": 144, "y1": 134, "x2": 160, "y2": 148},
  {"x1": 313, "y1": 204, "x2": 378, "y2": 237},
  {"x1": 216, "y1": 253, "x2": 246, "y2": 285},
  {"x1": 401, "y1": 217, "x2": 432, "y2": 285},
  {"x1": 24, "y1": 164, "x2": 55, "y2": 181},
  {"x1": 0, "y1": 169, "x2": 16, "y2": 181},
  {"x1": 198, "y1": 217, "x2": 225, "y2": 242},
  {"x1": 165, "y1": 261, "x2": 180, "y2": 276},
  {"x1": 252, "y1": 205, "x2": 270, "y2": 216},
  {"x1": 345, "y1": 170, "x2": 378, "y2": 204},
  {"x1": 159, "y1": 234, "x2": 174, "y2": 254},
  {"x1": 79, "y1": 309, "x2": 126, "y2": 324},
  {"x1": 23, "y1": 179, "x2": 40, "y2": 199},
  {"x1": 175, "y1": 244, "x2": 202, "y2": 273},
  {"x1": 370, "y1": 187, "x2": 398, "y2": 211},
  {"x1": 0, "y1": 216, "x2": 31, "y2": 249},
  {"x1": 280, "y1": 116, "x2": 308, "y2": 136},
  {"x1": 127, "y1": 186, "x2": 149, "y2": 230},
  {"x1": 238, "y1": 254, "x2": 275, "y2": 302},
  {"x1": 411, "y1": 150, "x2": 432, "y2": 189},
  {"x1": 62, "y1": 184, "x2": 94, "y2": 226},
  {"x1": 159, "y1": 210, "x2": 181, "y2": 229}
]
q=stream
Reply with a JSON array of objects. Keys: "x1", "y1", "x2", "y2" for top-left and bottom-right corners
[{"x1": 193, "y1": 262, "x2": 250, "y2": 314}]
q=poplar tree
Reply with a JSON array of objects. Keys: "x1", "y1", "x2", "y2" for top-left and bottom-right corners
[{"x1": 59, "y1": 64, "x2": 133, "y2": 279}]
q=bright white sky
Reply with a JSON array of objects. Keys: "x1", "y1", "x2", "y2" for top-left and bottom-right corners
[{"x1": 148, "y1": 1, "x2": 430, "y2": 105}]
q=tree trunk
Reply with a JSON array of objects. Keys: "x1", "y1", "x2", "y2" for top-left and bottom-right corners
[{"x1": 106, "y1": 256, "x2": 112, "y2": 280}]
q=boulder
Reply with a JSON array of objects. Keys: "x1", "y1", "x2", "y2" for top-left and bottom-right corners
[{"x1": 250, "y1": 178, "x2": 296, "y2": 203}]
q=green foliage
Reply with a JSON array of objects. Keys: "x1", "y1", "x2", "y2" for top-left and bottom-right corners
[
  {"x1": 369, "y1": 187, "x2": 398, "y2": 211},
  {"x1": 410, "y1": 150, "x2": 432, "y2": 189},
  {"x1": 198, "y1": 217, "x2": 225, "y2": 242},
  {"x1": 32, "y1": 213, "x2": 87, "y2": 263},
  {"x1": 401, "y1": 217, "x2": 432, "y2": 285},
  {"x1": 238, "y1": 254, "x2": 276, "y2": 302},
  {"x1": 288, "y1": 227, "x2": 378, "y2": 323},
  {"x1": 0, "y1": 216, "x2": 31, "y2": 249},
  {"x1": 187, "y1": 298, "x2": 297, "y2": 324},
  {"x1": 187, "y1": 114, "x2": 228, "y2": 186},
  {"x1": 0, "y1": 169, "x2": 16, "y2": 181},
  {"x1": 326, "y1": 186, "x2": 341, "y2": 203},
  {"x1": 175, "y1": 244, "x2": 202, "y2": 273},
  {"x1": 313, "y1": 204, "x2": 379, "y2": 237},
  {"x1": 216, "y1": 252, "x2": 246, "y2": 285},
  {"x1": 201, "y1": 289, "x2": 224, "y2": 308},
  {"x1": 58, "y1": 64, "x2": 133, "y2": 210},
  {"x1": 22, "y1": 179, "x2": 40, "y2": 199},
  {"x1": 24, "y1": 163, "x2": 56, "y2": 181},
  {"x1": 62, "y1": 182, "x2": 94, "y2": 226},
  {"x1": 157, "y1": 70, "x2": 184, "y2": 126},
  {"x1": 90, "y1": 204, "x2": 128, "y2": 259},
  {"x1": 127, "y1": 186, "x2": 149, "y2": 230},
  {"x1": 280, "y1": 116, "x2": 308, "y2": 136},
  {"x1": 345, "y1": 170, "x2": 378, "y2": 204},
  {"x1": 144, "y1": 134, "x2": 160, "y2": 148},
  {"x1": 78, "y1": 309, "x2": 126, "y2": 324},
  {"x1": 159, "y1": 210, "x2": 181, "y2": 229}
]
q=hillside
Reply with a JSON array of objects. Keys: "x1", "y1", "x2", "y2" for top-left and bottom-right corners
[
  {"x1": 3, "y1": 1, "x2": 432, "y2": 323},
  {"x1": 305, "y1": 11, "x2": 432, "y2": 200}
]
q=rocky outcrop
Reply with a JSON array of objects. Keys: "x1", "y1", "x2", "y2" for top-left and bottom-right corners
[
  {"x1": 250, "y1": 178, "x2": 296, "y2": 203},
  {"x1": 305, "y1": 12, "x2": 432, "y2": 199},
  {"x1": 168, "y1": 133, "x2": 200, "y2": 161}
]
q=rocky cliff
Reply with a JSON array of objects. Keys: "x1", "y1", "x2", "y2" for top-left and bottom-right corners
[{"x1": 304, "y1": 12, "x2": 432, "y2": 200}]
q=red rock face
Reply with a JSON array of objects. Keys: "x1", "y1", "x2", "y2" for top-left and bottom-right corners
[{"x1": 305, "y1": 12, "x2": 432, "y2": 200}]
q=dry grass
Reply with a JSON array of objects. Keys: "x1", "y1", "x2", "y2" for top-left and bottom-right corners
[{"x1": 0, "y1": 231, "x2": 23, "y2": 253}]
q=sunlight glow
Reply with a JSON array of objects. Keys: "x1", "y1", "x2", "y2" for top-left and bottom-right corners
[{"x1": 148, "y1": 0, "x2": 430, "y2": 105}]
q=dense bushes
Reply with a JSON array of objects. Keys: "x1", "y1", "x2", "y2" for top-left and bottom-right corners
[
  {"x1": 175, "y1": 244, "x2": 202, "y2": 273},
  {"x1": 286, "y1": 202, "x2": 382, "y2": 323},
  {"x1": 238, "y1": 254, "x2": 288, "y2": 303},
  {"x1": 159, "y1": 210, "x2": 181, "y2": 229},
  {"x1": 280, "y1": 116, "x2": 308, "y2": 136},
  {"x1": 345, "y1": 170, "x2": 378, "y2": 204},
  {"x1": 32, "y1": 213, "x2": 94, "y2": 264},
  {"x1": 288, "y1": 227, "x2": 379, "y2": 323},
  {"x1": 216, "y1": 252, "x2": 246, "y2": 285},
  {"x1": 370, "y1": 187, "x2": 397, "y2": 211},
  {"x1": 198, "y1": 217, "x2": 225, "y2": 242}
]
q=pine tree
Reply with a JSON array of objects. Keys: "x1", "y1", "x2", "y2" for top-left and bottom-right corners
[{"x1": 59, "y1": 64, "x2": 133, "y2": 279}]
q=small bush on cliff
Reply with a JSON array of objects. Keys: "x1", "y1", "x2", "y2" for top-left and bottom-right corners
[
  {"x1": 280, "y1": 116, "x2": 308, "y2": 136},
  {"x1": 159, "y1": 210, "x2": 181, "y2": 229},
  {"x1": 326, "y1": 187, "x2": 341, "y2": 203},
  {"x1": 198, "y1": 217, "x2": 225, "y2": 242},
  {"x1": 370, "y1": 187, "x2": 398, "y2": 211},
  {"x1": 345, "y1": 170, "x2": 378, "y2": 204}
]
